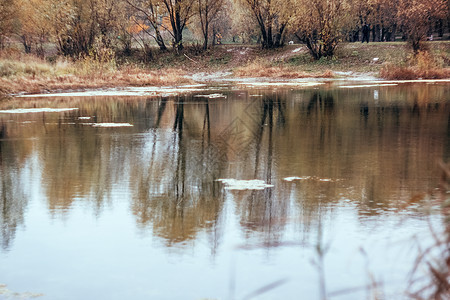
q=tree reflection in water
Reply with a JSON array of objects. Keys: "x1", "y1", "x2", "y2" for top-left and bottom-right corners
[
  {"x1": 235, "y1": 94, "x2": 290, "y2": 245},
  {"x1": 0, "y1": 85, "x2": 448, "y2": 252},
  {"x1": 130, "y1": 96, "x2": 227, "y2": 247},
  {"x1": 0, "y1": 123, "x2": 29, "y2": 250}
]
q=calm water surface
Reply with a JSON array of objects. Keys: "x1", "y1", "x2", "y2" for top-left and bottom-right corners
[{"x1": 0, "y1": 83, "x2": 449, "y2": 299}]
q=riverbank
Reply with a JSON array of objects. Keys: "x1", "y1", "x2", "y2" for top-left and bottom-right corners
[{"x1": 1, "y1": 41, "x2": 449, "y2": 96}]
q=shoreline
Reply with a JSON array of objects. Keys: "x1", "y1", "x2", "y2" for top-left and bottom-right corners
[
  {"x1": 11, "y1": 75, "x2": 450, "y2": 98},
  {"x1": 2, "y1": 42, "x2": 449, "y2": 97}
]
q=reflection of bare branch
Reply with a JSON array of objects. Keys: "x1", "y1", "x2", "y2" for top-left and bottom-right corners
[
  {"x1": 0, "y1": 134, "x2": 29, "y2": 250},
  {"x1": 328, "y1": 283, "x2": 384, "y2": 298},
  {"x1": 407, "y1": 161, "x2": 450, "y2": 299},
  {"x1": 242, "y1": 278, "x2": 289, "y2": 300},
  {"x1": 235, "y1": 240, "x2": 307, "y2": 250}
]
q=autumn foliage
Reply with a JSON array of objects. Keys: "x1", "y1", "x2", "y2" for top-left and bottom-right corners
[
  {"x1": 0, "y1": 0, "x2": 448, "y2": 62},
  {"x1": 397, "y1": 0, "x2": 448, "y2": 52}
]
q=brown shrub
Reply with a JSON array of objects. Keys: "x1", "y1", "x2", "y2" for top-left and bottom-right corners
[{"x1": 380, "y1": 51, "x2": 450, "y2": 80}]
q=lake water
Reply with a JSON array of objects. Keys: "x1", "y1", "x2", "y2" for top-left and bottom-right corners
[{"x1": 0, "y1": 82, "x2": 449, "y2": 299}]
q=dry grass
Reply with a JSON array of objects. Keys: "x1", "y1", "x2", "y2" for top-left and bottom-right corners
[
  {"x1": 0, "y1": 70, "x2": 192, "y2": 95},
  {"x1": 380, "y1": 50, "x2": 450, "y2": 80},
  {"x1": 234, "y1": 58, "x2": 334, "y2": 78},
  {"x1": 1, "y1": 42, "x2": 449, "y2": 95},
  {"x1": 0, "y1": 52, "x2": 191, "y2": 96}
]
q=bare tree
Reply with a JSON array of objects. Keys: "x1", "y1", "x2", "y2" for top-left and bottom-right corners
[
  {"x1": 294, "y1": 0, "x2": 355, "y2": 59},
  {"x1": 197, "y1": 0, "x2": 224, "y2": 49},
  {"x1": 125, "y1": 0, "x2": 168, "y2": 51},
  {"x1": 397, "y1": 0, "x2": 447, "y2": 52},
  {"x1": 240, "y1": 0, "x2": 292, "y2": 48},
  {"x1": 160, "y1": 0, "x2": 196, "y2": 51}
]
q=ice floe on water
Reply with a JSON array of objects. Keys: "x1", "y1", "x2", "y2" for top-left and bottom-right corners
[
  {"x1": 80, "y1": 123, "x2": 133, "y2": 127},
  {"x1": 15, "y1": 86, "x2": 211, "y2": 98},
  {"x1": 237, "y1": 81, "x2": 325, "y2": 88},
  {"x1": 339, "y1": 84, "x2": 398, "y2": 88},
  {"x1": 0, "y1": 283, "x2": 44, "y2": 298},
  {"x1": 0, "y1": 108, "x2": 79, "y2": 113},
  {"x1": 193, "y1": 93, "x2": 227, "y2": 99},
  {"x1": 90, "y1": 123, "x2": 134, "y2": 127},
  {"x1": 78, "y1": 116, "x2": 92, "y2": 120},
  {"x1": 283, "y1": 176, "x2": 339, "y2": 182},
  {"x1": 283, "y1": 176, "x2": 312, "y2": 181},
  {"x1": 217, "y1": 179, "x2": 274, "y2": 190}
]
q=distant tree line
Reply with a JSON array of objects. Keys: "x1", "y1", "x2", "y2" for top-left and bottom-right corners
[{"x1": 0, "y1": 0, "x2": 448, "y2": 60}]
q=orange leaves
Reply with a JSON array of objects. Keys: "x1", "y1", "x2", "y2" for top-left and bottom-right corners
[
  {"x1": 397, "y1": 0, "x2": 448, "y2": 51},
  {"x1": 161, "y1": 16, "x2": 173, "y2": 31},
  {"x1": 127, "y1": 18, "x2": 150, "y2": 34}
]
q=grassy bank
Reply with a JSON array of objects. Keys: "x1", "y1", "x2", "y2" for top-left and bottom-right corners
[
  {"x1": 0, "y1": 51, "x2": 192, "y2": 95},
  {"x1": 1, "y1": 41, "x2": 449, "y2": 96}
]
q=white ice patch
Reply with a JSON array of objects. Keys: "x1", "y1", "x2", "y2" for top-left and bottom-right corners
[
  {"x1": 0, "y1": 284, "x2": 43, "y2": 298},
  {"x1": 238, "y1": 81, "x2": 325, "y2": 88},
  {"x1": 217, "y1": 179, "x2": 274, "y2": 190},
  {"x1": 78, "y1": 117, "x2": 92, "y2": 120},
  {"x1": 15, "y1": 86, "x2": 210, "y2": 98},
  {"x1": 194, "y1": 93, "x2": 227, "y2": 99},
  {"x1": 283, "y1": 176, "x2": 337, "y2": 182},
  {"x1": 339, "y1": 84, "x2": 397, "y2": 88},
  {"x1": 283, "y1": 176, "x2": 311, "y2": 182},
  {"x1": 90, "y1": 123, "x2": 133, "y2": 127},
  {"x1": 0, "y1": 108, "x2": 79, "y2": 114},
  {"x1": 178, "y1": 84, "x2": 208, "y2": 88}
]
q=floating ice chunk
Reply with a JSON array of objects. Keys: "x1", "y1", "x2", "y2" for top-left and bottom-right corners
[
  {"x1": 318, "y1": 178, "x2": 332, "y2": 182},
  {"x1": 78, "y1": 117, "x2": 91, "y2": 120},
  {"x1": 284, "y1": 176, "x2": 338, "y2": 182},
  {"x1": 339, "y1": 84, "x2": 397, "y2": 88},
  {"x1": 194, "y1": 93, "x2": 227, "y2": 99},
  {"x1": 0, "y1": 108, "x2": 79, "y2": 114},
  {"x1": 217, "y1": 179, "x2": 274, "y2": 190},
  {"x1": 238, "y1": 82, "x2": 325, "y2": 88},
  {"x1": 0, "y1": 284, "x2": 44, "y2": 299},
  {"x1": 180, "y1": 84, "x2": 208, "y2": 88},
  {"x1": 91, "y1": 123, "x2": 133, "y2": 127},
  {"x1": 16, "y1": 86, "x2": 209, "y2": 98},
  {"x1": 283, "y1": 176, "x2": 311, "y2": 182}
]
